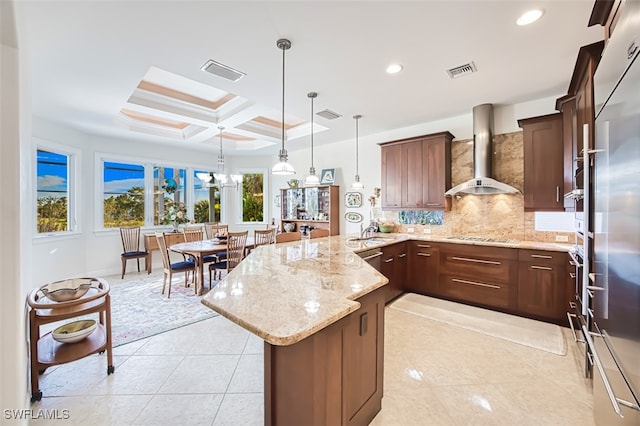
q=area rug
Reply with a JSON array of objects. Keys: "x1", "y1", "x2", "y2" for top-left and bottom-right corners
[
  {"x1": 107, "y1": 272, "x2": 218, "y2": 347},
  {"x1": 389, "y1": 293, "x2": 567, "y2": 355}
]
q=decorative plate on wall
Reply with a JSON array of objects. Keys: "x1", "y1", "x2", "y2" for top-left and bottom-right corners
[
  {"x1": 345, "y1": 192, "x2": 362, "y2": 208},
  {"x1": 345, "y1": 212, "x2": 363, "y2": 223}
]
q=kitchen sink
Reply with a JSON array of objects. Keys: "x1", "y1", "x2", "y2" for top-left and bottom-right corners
[{"x1": 363, "y1": 237, "x2": 395, "y2": 246}]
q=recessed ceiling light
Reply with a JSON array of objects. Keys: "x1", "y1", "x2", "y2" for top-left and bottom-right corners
[
  {"x1": 517, "y1": 9, "x2": 544, "y2": 26},
  {"x1": 386, "y1": 63, "x2": 403, "y2": 74}
]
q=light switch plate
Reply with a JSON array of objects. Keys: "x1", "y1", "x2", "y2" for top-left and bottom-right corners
[
  {"x1": 407, "y1": 227, "x2": 415, "y2": 233},
  {"x1": 423, "y1": 228, "x2": 432, "y2": 234},
  {"x1": 555, "y1": 235, "x2": 569, "y2": 242}
]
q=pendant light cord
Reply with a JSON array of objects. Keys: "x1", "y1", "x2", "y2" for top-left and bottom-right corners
[
  {"x1": 281, "y1": 43, "x2": 286, "y2": 155},
  {"x1": 354, "y1": 115, "x2": 361, "y2": 176}
]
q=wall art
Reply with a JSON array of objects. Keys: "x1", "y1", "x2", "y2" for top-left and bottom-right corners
[{"x1": 345, "y1": 192, "x2": 362, "y2": 208}]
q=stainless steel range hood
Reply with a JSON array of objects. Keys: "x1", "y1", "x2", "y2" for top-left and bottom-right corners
[{"x1": 445, "y1": 104, "x2": 520, "y2": 196}]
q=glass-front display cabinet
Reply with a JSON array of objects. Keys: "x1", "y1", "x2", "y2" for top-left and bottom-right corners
[{"x1": 280, "y1": 185, "x2": 339, "y2": 235}]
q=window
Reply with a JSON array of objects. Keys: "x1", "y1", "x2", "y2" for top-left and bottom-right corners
[
  {"x1": 154, "y1": 166, "x2": 186, "y2": 225},
  {"x1": 37, "y1": 149, "x2": 72, "y2": 233},
  {"x1": 194, "y1": 170, "x2": 221, "y2": 223},
  {"x1": 241, "y1": 172, "x2": 265, "y2": 223},
  {"x1": 103, "y1": 161, "x2": 145, "y2": 228}
]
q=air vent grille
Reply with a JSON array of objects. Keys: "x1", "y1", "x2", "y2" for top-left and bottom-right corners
[
  {"x1": 201, "y1": 59, "x2": 246, "y2": 82},
  {"x1": 316, "y1": 109, "x2": 342, "y2": 120},
  {"x1": 446, "y1": 62, "x2": 477, "y2": 79}
]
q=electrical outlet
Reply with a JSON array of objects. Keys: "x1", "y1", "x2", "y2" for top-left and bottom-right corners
[
  {"x1": 555, "y1": 235, "x2": 569, "y2": 242},
  {"x1": 407, "y1": 227, "x2": 415, "y2": 233},
  {"x1": 423, "y1": 228, "x2": 432, "y2": 234}
]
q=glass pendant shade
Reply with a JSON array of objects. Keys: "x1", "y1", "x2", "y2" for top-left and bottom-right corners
[
  {"x1": 351, "y1": 175, "x2": 364, "y2": 190},
  {"x1": 271, "y1": 38, "x2": 295, "y2": 175},
  {"x1": 304, "y1": 168, "x2": 320, "y2": 186}
]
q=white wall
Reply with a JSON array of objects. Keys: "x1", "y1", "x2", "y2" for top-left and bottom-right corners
[{"x1": 2, "y1": 0, "x2": 30, "y2": 418}]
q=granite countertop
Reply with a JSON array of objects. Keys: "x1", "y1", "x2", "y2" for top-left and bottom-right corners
[
  {"x1": 201, "y1": 233, "x2": 572, "y2": 347},
  {"x1": 201, "y1": 236, "x2": 389, "y2": 346}
]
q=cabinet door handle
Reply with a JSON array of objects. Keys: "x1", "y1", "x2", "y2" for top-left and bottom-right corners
[
  {"x1": 569, "y1": 272, "x2": 577, "y2": 279},
  {"x1": 452, "y1": 278, "x2": 500, "y2": 289},
  {"x1": 425, "y1": 203, "x2": 440, "y2": 206},
  {"x1": 384, "y1": 258, "x2": 394, "y2": 263},
  {"x1": 531, "y1": 254, "x2": 552, "y2": 259},
  {"x1": 531, "y1": 265, "x2": 553, "y2": 271},
  {"x1": 417, "y1": 253, "x2": 431, "y2": 257},
  {"x1": 556, "y1": 186, "x2": 560, "y2": 203},
  {"x1": 361, "y1": 252, "x2": 383, "y2": 261},
  {"x1": 451, "y1": 256, "x2": 501, "y2": 265},
  {"x1": 398, "y1": 253, "x2": 407, "y2": 258},
  {"x1": 417, "y1": 244, "x2": 431, "y2": 248}
]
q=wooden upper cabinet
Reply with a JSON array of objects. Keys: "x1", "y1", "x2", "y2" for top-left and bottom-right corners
[
  {"x1": 380, "y1": 143, "x2": 402, "y2": 208},
  {"x1": 422, "y1": 136, "x2": 451, "y2": 209},
  {"x1": 518, "y1": 113, "x2": 564, "y2": 212},
  {"x1": 379, "y1": 131, "x2": 453, "y2": 210},
  {"x1": 401, "y1": 140, "x2": 423, "y2": 208}
]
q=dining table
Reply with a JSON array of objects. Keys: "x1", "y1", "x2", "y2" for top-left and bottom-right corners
[{"x1": 170, "y1": 237, "x2": 255, "y2": 296}]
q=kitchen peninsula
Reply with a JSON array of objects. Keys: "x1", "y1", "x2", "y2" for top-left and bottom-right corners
[{"x1": 201, "y1": 236, "x2": 390, "y2": 426}]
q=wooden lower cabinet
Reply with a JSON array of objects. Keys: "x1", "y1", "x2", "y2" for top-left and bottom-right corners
[
  {"x1": 438, "y1": 243, "x2": 519, "y2": 310},
  {"x1": 406, "y1": 241, "x2": 440, "y2": 295},
  {"x1": 264, "y1": 285, "x2": 385, "y2": 426},
  {"x1": 381, "y1": 242, "x2": 407, "y2": 303},
  {"x1": 517, "y1": 249, "x2": 568, "y2": 323}
]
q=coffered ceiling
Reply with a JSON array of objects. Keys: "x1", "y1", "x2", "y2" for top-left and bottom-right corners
[{"x1": 16, "y1": 1, "x2": 602, "y2": 155}]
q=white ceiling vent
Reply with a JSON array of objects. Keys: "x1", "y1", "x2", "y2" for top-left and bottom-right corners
[
  {"x1": 316, "y1": 109, "x2": 342, "y2": 120},
  {"x1": 446, "y1": 61, "x2": 477, "y2": 79},
  {"x1": 200, "y1": 59, "x2": 246, "y2": 82}
]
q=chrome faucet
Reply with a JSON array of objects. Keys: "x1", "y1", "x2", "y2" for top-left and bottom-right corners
[{"x1": 360, "y1": 221, "x2": 378, "y2": 238}]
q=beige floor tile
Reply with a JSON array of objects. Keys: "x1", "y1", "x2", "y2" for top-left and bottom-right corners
[
  {"x1": 36, "y1": 354, "x2": 127, "y2": 397},
  {"x1": 112, "y1": 337, "x2": 150, "y2": 356},
  {"x1": 370, "y1": 386, "x2": 455, "y2": 426},
  {"x1": 132, "y1": 394, "x2": 223, "y2": 426},
  {"x1": 227, "y1": 354, "x2": 263, "y2": 393},
  {"x1": 243, "y1": 333, "x2": 264, "y2": 354},
  {"x1": 158, "y1": 354, "x2": 240, "y2": 394},
  {"x1": 212, "y1": 393, "x2": 263, "y2": 426},
  {"x1": 30, "y1": 395, "x2": 151, "y2": 426},
  {"x1": 93, "y1": 355, "x2": 184, "y2": 395}
]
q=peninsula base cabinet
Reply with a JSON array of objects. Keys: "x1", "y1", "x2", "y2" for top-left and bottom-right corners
[{"x1": 264, "y1": 285, "x2": 385, "y2": 426}]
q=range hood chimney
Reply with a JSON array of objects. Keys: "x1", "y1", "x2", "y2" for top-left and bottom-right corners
[{"x1": 445, "y1": 104, "x2": 520, "y2": 196}]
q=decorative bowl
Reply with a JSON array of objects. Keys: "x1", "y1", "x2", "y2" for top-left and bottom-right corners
[
  {"x1": 52, "y1": 319, "x2": 97, "y2": 344},
  {"x1": 40, "y1": 278, "x2": 93, "y2": 302},
  {"x1": 378, "y1": 224, "x2": 395, "y2": 233},
  {"x1": 283, "y1": 222, "x2": 295, "y2": 233}
]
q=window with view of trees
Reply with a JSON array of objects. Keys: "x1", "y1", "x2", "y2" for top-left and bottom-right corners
[
  {"x1": 241, "y1": 173, "x2": 264, "y2": 222},
  {"x1": 37, "y1": 149, "x2": 72, "y2": 233},
  {"x1": 194, "y1": 170, "x2": 221, "y2": 223},
  {"x1": 103, "y1": 161, "x2": 145, "y2": 228},
  {"x1": 154, "y1": 166, "x2": 187, "y2": 226}
]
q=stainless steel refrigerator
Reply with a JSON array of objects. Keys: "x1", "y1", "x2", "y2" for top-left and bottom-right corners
[{"x1": 590, "y1": 0, "x2": 640, "y2": 424}]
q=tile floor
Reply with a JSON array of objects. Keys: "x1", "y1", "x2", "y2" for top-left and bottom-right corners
[{"x1": 30, "y1": 291, "x2": 596, "y2": 425}]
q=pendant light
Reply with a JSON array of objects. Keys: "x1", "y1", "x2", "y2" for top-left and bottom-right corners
[
  {"x1": 303, "y1": 92, "x2": 320, "y2": 186},
  {"x1": 351, "y1": 114, "x2": 364, "y2": 190},
  {"x1": 214, "y1": 126, "x2": 242, "y2": 188},
  {"x1": 271, "y1": 38, "x2": 296, "y2": 175}
]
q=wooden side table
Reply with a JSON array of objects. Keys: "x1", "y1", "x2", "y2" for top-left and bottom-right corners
[{"x1": 27, "y1": 277, "x2": 114, "y2": 402}]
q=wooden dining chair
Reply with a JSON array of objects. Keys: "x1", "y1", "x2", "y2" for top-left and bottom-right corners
[
  {"x1": 275, "y1": 232, "x2": 302, "y2": 243},
  {"x1": 155, "y1": 232, "x2": 196, "y2": 298},
  {"x1": 309, "y1": 228, "x2": 330, "y2": 239},
  {"x1": 249, "y1": 229, "x2": 275, "y2": 254},
  {"x1": 119, "y1": 226, "x2": 150, "y2": 279},
  {"x1": 209, "y1": 231, "x2": 248, "y2": 282},
  {"x1": 205, "y1": 224, "x2": 229, "y2": 239}
]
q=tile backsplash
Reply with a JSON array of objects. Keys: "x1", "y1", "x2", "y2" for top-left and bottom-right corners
[{"x1": 381, "y1": 131, "x2": 573, "y2": 243}]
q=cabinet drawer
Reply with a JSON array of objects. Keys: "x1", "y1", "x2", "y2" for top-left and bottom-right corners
[
  {"x1": 439, "y1": 274, "x2": 515, "y2": 309},
  {"x1": 439, "y1": 243, "x2": 517, "y2": 284},
  {"x1": 518, "y1": 249, "x2": 566, "y2": 265}
]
